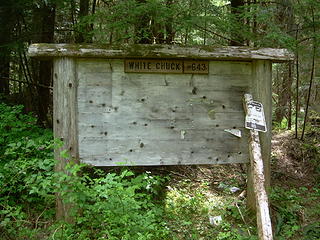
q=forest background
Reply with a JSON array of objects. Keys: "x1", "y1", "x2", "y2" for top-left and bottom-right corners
[
  {"x1": 1, "y1": 0, "x2": 319, "y2": 128},
  {"x1": 0, "y1": 0, "x2": 320, "y2": 239}
]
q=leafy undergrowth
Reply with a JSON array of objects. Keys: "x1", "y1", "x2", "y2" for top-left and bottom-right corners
[
  {"x1": 0, "y1": 103, "x2": 319, "y2": 239},
  {"x1": 271, "y1": 126, "x2": 320, "y2": 240}
]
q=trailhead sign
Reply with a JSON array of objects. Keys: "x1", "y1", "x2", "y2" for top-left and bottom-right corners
[
  {"x1": 28, "y1": 44, "x2": 293, "y2": 225},
  {"x1": 28, "y1": 44, "x2": 292, "y2": 167}
]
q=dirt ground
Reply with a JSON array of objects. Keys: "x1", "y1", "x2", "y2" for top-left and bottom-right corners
[{"x1": 271, "y1": 130, "x2": 319, "y2": 188}]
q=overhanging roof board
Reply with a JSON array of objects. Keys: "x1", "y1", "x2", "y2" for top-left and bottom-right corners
[{"x1": 28, "y1": 44, "x2": 294, "y2": 62}]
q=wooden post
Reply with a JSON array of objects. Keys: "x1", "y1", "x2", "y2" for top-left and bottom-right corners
[
  {"x1": 247, "y1": 60, "x2": 272, "y2": 210},
  {"x1": 244, "y1": 94, "x2": 273, "y2": 240},
  {"x1": 53, "y1": 57, "x2": 79, "y2": 222}
]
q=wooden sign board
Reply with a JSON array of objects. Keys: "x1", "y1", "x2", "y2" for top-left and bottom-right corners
[
  {"x1": 75, "y1": 59, "x2": 252, "y2": 166},
  {"x1": 124, "y1": 59, "x2": 209, "y2": 74}
]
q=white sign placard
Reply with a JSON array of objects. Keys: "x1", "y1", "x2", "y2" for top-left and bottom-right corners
[{"x1": 245, "y1": 101, "x2": 267, "y2": 132}]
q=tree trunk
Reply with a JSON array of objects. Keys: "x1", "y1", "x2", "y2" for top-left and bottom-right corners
[
  {"x1": 301, "y1": 7, "x2": 317, "y2": 140},
  {"x1": 250, "y1": 0, "x2": 257, "y2": 47},
  {"x1": 135, "y1": 0, "x2": 152, "y2": 44},
  {"x1": 230, "y1": 0, "x2": 245, "y2": 46},
  {"x1": 0, "y1": 57, "x2": 10, "y2": 95},
  {"x1": 32, "y1": 4, "x2": 55, "y2": 127},
  {"x1": 90, "y1": 0, "x2": 97, "y2": 33},
  {"x1": 152, "y1": 20, "x2": 165, "y2": 44},
  {"x1": 76, "y1": 0, "x2": 90, "y2": 43},
  {"x1": 275, "y1": 64, "x2": 291, "y2": 124},
  {"x1": 287, "y1": 62, "x2": 293, "y2": 129},
  {"x1": 165, "y1": 0, "x2": 174, "y2": 44},
  {"x1": 295, "y1": 43, "x2": 299, "y2": 138},
  {"x1": 274, "y1": 0, "x2": 295, "y2": 126},
  {"x1": 0, "y1": 3, "x2": 14, "y2": 95}
]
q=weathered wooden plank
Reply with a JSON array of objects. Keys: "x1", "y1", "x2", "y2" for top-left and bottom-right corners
[
  {"x1": 108, "y1": 91, "x2": 246, "y2": 115},
  {"x1": 77, "y1": 115, "x2": 246, "y2": 140},
  {"x1": 77, "y1": 111, "x2": 245, "y2": 129},
  {"x1": 78, "y1": 73, "x2": 113, "y2": 87},
  {"x1": 53, "y1": 57, "x2": 78, "y2": 222},
  {"x1": 77, "y1": 115, "x2": 246, "y2": 142},
  {"x1": 28, "y1": 44, "x2": 294, "y2": 62},
  {"x1": 78, "y1": 124, "x2": 248, "y2": 141},
  {"x1": 113, "y1": 71, "x2": 250, "y2": 91},
  {"x1": 78, "y1": 136, "x2": 246, "y2": 154},
  {"x1": 77, "y1": 59, "x2": 113, "y2": 73},
  {"x1": 80, "y1": 152, "x2": 249, "y2": 166},
  {"x1": 77, "y1": 99, "x2": 244, "y2": 118},
  {"x1": 247, "y1": 60, "x2": 272, "y2": 211},
  {"x1": 77, "y1": 59, "x2": 124, "y2": 74},
  {"x1": 79, "y1": 138, "x2": 248, "y2": 166},
  {"x1": 77, "y1": 80, "x2": 248, "y2": 116},
  {"x1": 209, "y1": 61, "x2": 252, "y2": 75},
  {"x1": 77, "y1": 87, "x2": 112, "y2": 113},
  {"x1": 110, "y1": 83, "x2": 247, "y2": 101}
]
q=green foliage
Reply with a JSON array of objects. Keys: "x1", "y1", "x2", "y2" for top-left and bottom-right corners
[
  {"x1": 216, "y1": 222, "x2": 257, "y2": 240},
  {"x1": 273, "y1": 118, "x2": 289, "y2": 131},
  {"x1": 0, "y1": 104, "x2": 55, "y2": 239},
  {"x1": 0, "y1": 104, "x2": 49, "y2": 154},
  {"x1": 68, "y1": 0, "x2": 320, "y2": 51},
  {"x1": 0, "y1": 104, "x2": 55, "y2": 205},
  {"x1": 80, "y1": 0, "x2": 231, "y2": 45},
  {"x1": 270, "y1": 184, "x2": 320, "y2": 239},
  {"x1": 52, "y1": 165, "x2": 169, "y2": 240},
  {"x1": 303, "y1": 221, "x2": 320, "y2": 240},
  {"x1": 299, "y1": 125, "x2": 320, "y2": 176},
  {"x1": 271, "y1": 187, "x2": 302, "y2": 239}
]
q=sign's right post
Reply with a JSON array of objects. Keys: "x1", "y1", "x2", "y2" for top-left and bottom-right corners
[{"x1": 247, "y1": 60, "x2": 272, "y2": 211}]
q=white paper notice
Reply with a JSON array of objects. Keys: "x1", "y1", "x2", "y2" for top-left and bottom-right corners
[{"x1": 245, "y1": 101, "x2": 267, "y2": 132}]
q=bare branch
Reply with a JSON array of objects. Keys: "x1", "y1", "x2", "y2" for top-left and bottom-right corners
[
  {"x1": 193, "y1": 23, "x2": 243, "y2": 45},
  {"x1": 1, "y1": 76, "x2": 52, "y2": 89}
]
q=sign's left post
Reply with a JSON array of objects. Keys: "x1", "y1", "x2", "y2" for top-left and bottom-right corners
[{"x1": 53, "y1": 57, "x2": 79, "y2": 222}]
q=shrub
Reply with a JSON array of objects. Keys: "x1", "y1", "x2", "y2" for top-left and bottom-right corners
[
  {"x1": 53, "y1": 166, "x2": 169, "y2": 240},
  {"x1": 0, "y1": 104, "x2": 55, "y2": 239}
]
